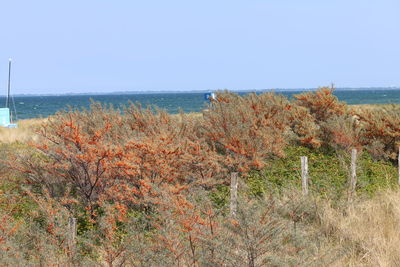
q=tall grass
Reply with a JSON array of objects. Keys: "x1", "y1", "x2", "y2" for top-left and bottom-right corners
[
  {"x1": 320, "y1": 189, "x2": 400, "y2": 266},
  {"x1": 0, "y1": 119, "x2": 44, "y2": 143}
]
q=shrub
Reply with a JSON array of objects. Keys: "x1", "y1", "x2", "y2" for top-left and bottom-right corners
[
  {"x1": 357, "y1": 106, "x2": 400, "y2": 160},
  {"x1": 202, "y1": 91, "x2": 291, "y2": 174},
  {"x1": 292, "y1": 87, "x2": 360, "y2": 151},
  {"x1": 14, "y1": 102, "x2": 224, "y2": 214},
  {"x1": 293, "y1": 87, "x2": 346, "y2": 123},
  {"x1": 247, "y1": 145, "x2": 397, "y2": 199},
  {"x1": 320, "y1": 114, "x2": 362, "y2": 152}
]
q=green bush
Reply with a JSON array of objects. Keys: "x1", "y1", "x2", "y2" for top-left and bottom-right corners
[{"x1": 246, "y1": 146, "x2": 397, "y2": 200}]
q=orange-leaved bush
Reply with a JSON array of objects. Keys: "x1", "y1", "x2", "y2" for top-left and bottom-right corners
[
  {"x1": 202, "y1": 91, "x2": 292, "y2": 174},
  {"x1": 294, "y1": 87, "x2": 346, "y2": 122},
  {"x1": 19, "y1": 103, "x2": 125, "y2": 214},
  {"x1": 357, "y1": 107, "x2": 400, "y2": 160},
  {"x1": 15, "y1": 102, "x2": 225, "y2": 217},
  {"x1": 292, "y1": 87, "x2": 360, "y2": 150}
]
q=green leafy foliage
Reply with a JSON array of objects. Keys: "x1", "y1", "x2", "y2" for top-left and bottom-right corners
[{"x1": 247, "y1": 145, "x2": 397, "y2": 199}]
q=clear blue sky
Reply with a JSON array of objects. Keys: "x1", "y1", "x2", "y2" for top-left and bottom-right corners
[{"x1": 0, "y1": 0, "x2": 399, "y2": 94}]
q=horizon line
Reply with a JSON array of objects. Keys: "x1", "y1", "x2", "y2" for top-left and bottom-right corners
[{"x1": 1, "y1": 86, "x2": 400, "y2": 97}]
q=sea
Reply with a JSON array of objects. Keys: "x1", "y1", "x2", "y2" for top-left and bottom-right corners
[{"x1": 1, "y1": 88, "x2": 400, "y2": 121}]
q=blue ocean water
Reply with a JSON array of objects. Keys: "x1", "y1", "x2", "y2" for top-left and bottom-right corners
[{"x1": 1, "y1": 89, "x2": 400, "y2": 120}]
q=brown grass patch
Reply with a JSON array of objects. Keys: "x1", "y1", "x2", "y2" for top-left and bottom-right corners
[
  {"x1": 0, "y1": 118, "x2": 45, "y2": 143},
  {"x1": 320, "y1": 190, "x2": 400, "y2": 266}
]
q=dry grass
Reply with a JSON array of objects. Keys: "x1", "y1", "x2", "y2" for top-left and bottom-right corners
[
  {"x1": 0, "y1": 118, "x2": 45, "y2": 143},
  {"x1": 320, "y1": 189, "x2": 400, "y2": 267},
  {"x1": 172, "y1": 112, "x2": 203, "y2": 123},
  {"x1": 350, "y1": 103, "x2": 400, "y2": 114}
]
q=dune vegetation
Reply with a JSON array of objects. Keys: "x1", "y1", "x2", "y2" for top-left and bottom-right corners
[
  {"x1": 0, "y1": 118, "x2": 44, "y2": 143},
  {"x1": 1, "y1": 88, "x2": 400, "y2": 266}
]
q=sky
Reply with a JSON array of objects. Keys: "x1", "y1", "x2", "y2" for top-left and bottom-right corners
[{"x1": 0, "y1": 0, "x2": 399, "y2": 95}]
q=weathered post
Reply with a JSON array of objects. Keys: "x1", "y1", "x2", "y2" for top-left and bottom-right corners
[
  {"x1": 68, "y1": 217, "x2": 77, "y2": 251},
  {"x1": 230, "y1": 172, "x2": 238, "y2": 218},
  {"x1": 349, "y1": 149, "x2": 357, "y2": 196},
  {"x1": 398, "y1": 147, "x2": 400, "y2": 185},
  {"x1": 301, "y1": 156, "x2": 309, "y2": 195}
]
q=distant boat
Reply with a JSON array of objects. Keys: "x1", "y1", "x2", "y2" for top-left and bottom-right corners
[{"x1": 0, "y1": 58, "x2": 17, "y2": 128}]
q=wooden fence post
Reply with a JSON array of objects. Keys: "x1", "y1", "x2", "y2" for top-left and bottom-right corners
[
  {"x1": 301, "y1": 156, "x2": 309, "y2": 195},
  {"x1": 349, "y1": 149, "x2": 357, "y2": 196},
  {"x1": 68, "y1": 217, "x2": 77, "y2": 251},
  {"x1": 230, "y1": 172, "x2": 238, "y2": 218},
  {"x1": 398, "y1": 147, "x2": 400, "y2": 185}
]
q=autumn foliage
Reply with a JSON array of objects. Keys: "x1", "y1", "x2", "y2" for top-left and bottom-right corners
[
  {"x1": 357, "y1": 106, "x2": 400, "y2": 159},
  {"x1": 202, "y1": 91, "x2": 291, "y2": 173}
]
